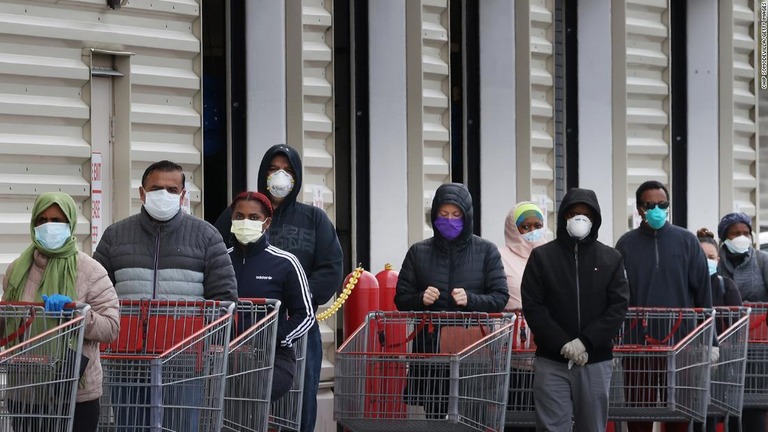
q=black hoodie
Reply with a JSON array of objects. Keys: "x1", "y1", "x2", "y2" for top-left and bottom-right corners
[
  {"x1": 394, "y1": 183, "x2": 509, "y2": 312},
  {"x1": 521, "y1": 188, "x2": 629, "y2": 364},
  {"x1": 214, "y1": 144, "x2": 344, "y2": 310}
]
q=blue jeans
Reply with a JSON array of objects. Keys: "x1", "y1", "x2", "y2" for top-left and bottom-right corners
[{"x1": 300, "y1": 322, "x2": 322, "y2": 432}]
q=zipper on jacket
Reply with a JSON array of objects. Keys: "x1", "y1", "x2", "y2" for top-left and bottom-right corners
[
  {"x1": 574, "y1": 243, "x2": 581, "y2": 330},
  {"x1": 654, "y1": 231, "x2": 659, "y2": 269},
  {"x1": 152, "y1": 226, "x2": 161, "y2": 298}
]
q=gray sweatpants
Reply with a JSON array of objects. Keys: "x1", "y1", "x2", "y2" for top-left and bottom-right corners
[{"x1": 532, "y1": 356, "x2": 613, "y2": 432}]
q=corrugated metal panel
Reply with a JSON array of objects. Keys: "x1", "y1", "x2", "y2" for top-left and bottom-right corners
[
  {"x1": 0, "y1": 1, "x2": 202, "y2": 277},
  {"x1": 286, "y1": 0, "x2": 336, "y2": 221},
  {"x1": 615, "y1": 0, "x2": 671, "y2": 232},
  {"x1": 285, "y1": 0, "x2": 338, "y2": 401},
  {"x1": 720, "y1": 0, "x2": 758, "y2": 225},
  {"x1": 516, "y1": 0, "x2": 556, "y2": 230},
  {"x1": 407, "y1": 0, "x2": 450, "y2": 243}
]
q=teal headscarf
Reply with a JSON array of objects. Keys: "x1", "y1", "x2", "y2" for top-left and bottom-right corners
[{"x1": 5, "y1": 192, "x2": 79, "y2": 302}]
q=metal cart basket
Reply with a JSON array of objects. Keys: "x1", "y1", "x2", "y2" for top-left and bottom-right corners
[
  {"x1": 706, "y1": 306, "x2": 749, "y2": 424},
  {"x1": 222, "y1": 298, "x2": 281, "y2": 432},
  {"x1": 335, "y1": 311, "x2": 515, "y2": 432},
  {"x1": 0, "y1": 302, "x2": 90, "y2": 432},
  {"x1": 609, "y1": 308, "x2": 715, "y2": 425},
  {"x1": 98, "y1": 299, "x2": 234, "y2": 432},
  {"x1": 742, "y1": 302, "x2": 768, "y2": 409},
  {"x1": 504, "y1": 309, "x2": 536, "y2": 428}
]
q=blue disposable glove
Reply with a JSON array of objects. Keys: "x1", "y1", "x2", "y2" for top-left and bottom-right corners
[{"x1": 42, "y1": 294, "x2": 73, "y2": 312}]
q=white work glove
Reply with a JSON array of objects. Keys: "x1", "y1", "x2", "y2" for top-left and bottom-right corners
[
  {"x1": 710, "y1": 346, "x2": 720, "y2": 365},
  {"x1": 574, "y1": 352, "x2": 589, "y2": 366},
  {"x1": 560, "y1": 338, "x2": 586, "y2": 361}
]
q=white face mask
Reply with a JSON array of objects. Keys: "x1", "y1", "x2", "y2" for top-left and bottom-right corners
[
  {"x1": 566, "y1": 215, "x2": 592, "y2": 240},
  {"x1": 266, "y1": 170, "x2": 295, "y2": 199},
  {"x1": 231, "y1": 219, "x2": 265, "y2": 245},
  {"x1": 724, "y1": 235, "x2": 751, "y2": 254},
  {"x1": 143, "y1": 190, "x2": 181, "y2": 221}
]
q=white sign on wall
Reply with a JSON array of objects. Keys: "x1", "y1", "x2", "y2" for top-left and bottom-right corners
[{"x1": 91, "y1": 152, "x2": 103, "y2": 249}]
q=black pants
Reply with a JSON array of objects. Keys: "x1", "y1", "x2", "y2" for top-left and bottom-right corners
[{"x1": 9, "y1": 398, "x2": 99, "y2": 432}]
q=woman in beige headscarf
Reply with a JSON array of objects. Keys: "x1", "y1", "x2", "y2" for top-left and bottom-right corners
[
  {"x1": 499, "y1": 202, "x2": 549, "y2": 310},
  {"x1": 2, "y1": 192, "x2": 119, "y2": 431},
  {"x1": 499, "y1": 201, "x2": 549, "y2": 432}
]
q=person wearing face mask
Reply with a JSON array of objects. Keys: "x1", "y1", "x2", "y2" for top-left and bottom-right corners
[
  {"x1": 615, "y1": 180, "x2": 714, "y2": 432},
  {"x1": 395, "y1": 182, "x2": 509, "y2": 419},
  {"x1": 213, "y1": 145, "x2": 343, "y2": 432},
  {"x1": 499, "y1": 202, "x2": 548, "y2": 432},
  {"x1": 2, "y1": 192, "x2": 120, "y2": 432},
  {"x1": 227, "y1": 191, "x2": 315, "y2": 401},
  {"x1": 697, "y1": 228, "x2": 742, "y2": 308},
  {"x1": 520, "y1": 188, "x2": 629, "y2": 432},
  {"x1": 692, "y1": 228, "x2": 745, "y2": 432},
  {"x1": 499, "y1": 201, "x2": 549, "y2": 312},
  {"x1": 713, "y1": 213, "x2": 768, "y2": 432},
  {"x1": 94, "y1": 160, "x2": 237, "y2": 431},
  {"x1": 716, "y1": 212, "x2": 768, "y2": 302}
]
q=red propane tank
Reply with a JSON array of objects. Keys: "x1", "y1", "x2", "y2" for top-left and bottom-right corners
[
  {"x1": 343, "y1": 269, "x2": 379, "y2": 341},
  {"x1": 375, "y1": 263, "x2": 399, "y2": 312}
]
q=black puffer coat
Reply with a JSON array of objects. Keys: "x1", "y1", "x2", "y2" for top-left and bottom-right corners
[{"x1": 394, "y1": 183, "x2": 508, "y2": 313}]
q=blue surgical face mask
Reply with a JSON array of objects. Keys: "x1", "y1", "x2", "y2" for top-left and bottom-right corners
[
  {"x1": 707, "y1": 259, "x2": 718, "y2": 276},
  {"x1": 34, "y1": 222, "x2": 72, "y2": 250},
  {"x1": 522, "y1": 228, "x2": 545, "y2": 243},
  {"x1": 644, "y1": 207, "x2": 668, "y2": 230}
]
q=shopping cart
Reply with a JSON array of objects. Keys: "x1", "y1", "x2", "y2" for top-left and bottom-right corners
[
  {"x1": 98, "y1": 299, "x2": 234, "y2": 432},
  {"x1": 707, "y1": 306, "x2": 749, "y2": 425},
  {"x1": 0, "y1": 301, "x2": 90, "y2": 432},
  {"x1": 335, "y1": 311, "x2": 515, "y2": 432},
  {"x1": 504, "y1": 309, "x2": 536, "y2": 428},
  {"x1": 742, "y1": 302, "x2": 768, "y2": 409},
  {"x1": 608, "y1": 307, "x2": 715, "y2": 426},
  {"x1": 222, "y1": 298, "x2": 281, "y2": 432},
  {"x1": 269, "y1": 331, "x2": 307, "y2": 431}
]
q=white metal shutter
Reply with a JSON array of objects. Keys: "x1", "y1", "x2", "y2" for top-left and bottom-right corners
[
  {"x1": 406, "y1": 0, "x2": 451, "y2": 243},
  {"x1": 0, "y1": 1, "x2": 203, "y2": 278},
  {"x1": 612, "y1": 0, "x2": 671, "y2": 238},
  {"x1": 720, "y1": 0, "x2": 759, "y2": 227},
  {"x1": 516, "y1": 0, "x2": 556, "y2": 230},
  {"x1": 287, "y1": 0, "x2": 336, "y2": 222},
  {"x1": 285, "y1": 0, "x2": 338, "y2": 405}
]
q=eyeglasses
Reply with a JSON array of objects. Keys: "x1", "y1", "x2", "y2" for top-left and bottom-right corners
[{"x1": 641, "y1": 201, "x2": 670, "y2": 210}]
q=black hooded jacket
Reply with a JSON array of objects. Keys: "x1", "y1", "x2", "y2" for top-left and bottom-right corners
[
  {"x1": 394, "y1": 183, "x2": 509, "y2": 312},
  {"x1": 521, "y1": 188, "x2": 629, "y2": 364},
  {"x1": 214, "y1": 144, "x2": 344, "y2": 310}
]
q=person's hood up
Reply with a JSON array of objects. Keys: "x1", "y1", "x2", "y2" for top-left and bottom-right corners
[
  {"x1": 257, "y1": 144, "x2": 303, "y2": 205},
  {"x1": 431, "y1": 183, "x2": 473, "y2": 243},
  {"x1": 504, "y1": 201, "x2": 548, "y2": 259},
  {"x1": 556, "y1": 188, "x2": 602, "y2": 245}
]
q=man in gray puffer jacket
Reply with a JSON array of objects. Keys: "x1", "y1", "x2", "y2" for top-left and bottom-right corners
[
  {"x1": 93, "y1": 160, "x2": 237, "y2": 431},
  {"x1": 94, "y1": 160, "x2": 237, "y2": 301}
]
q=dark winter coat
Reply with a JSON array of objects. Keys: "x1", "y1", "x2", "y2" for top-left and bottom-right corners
[
  {"x1": 394, "y1": 183, "x2": 509, "y2": 314},
  {"x1": 521, "y1": 188, "x2": 629, "y2": 364},
  {"x1": 95, "y1": 207, "x2": 237, "y2": 301},
  {"x1": 616, "y1": 221, "x2": 712, "y2": 309}
]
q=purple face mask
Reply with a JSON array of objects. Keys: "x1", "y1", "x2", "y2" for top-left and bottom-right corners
[{"x1": 434, "y1": 216, "x2": 464, "y2": 240}]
